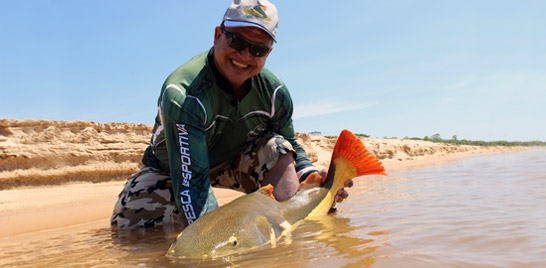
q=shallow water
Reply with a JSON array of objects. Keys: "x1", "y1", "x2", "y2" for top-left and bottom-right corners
[{"x1": 1, "y1": 149, "x2": 545, "y2": 267}]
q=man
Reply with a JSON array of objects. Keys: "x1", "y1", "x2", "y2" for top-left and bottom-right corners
[{"x1": 111, "y1": 0, "x2": 351, "y2": 229}]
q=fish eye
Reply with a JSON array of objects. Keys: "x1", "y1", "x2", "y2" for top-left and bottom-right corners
[{"x1": 228, "y1": 236, "x2": 238, "y2": 247}]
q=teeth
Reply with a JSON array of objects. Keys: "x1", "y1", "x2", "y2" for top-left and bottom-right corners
[{"x1": 232, "y1": 60, "x2": 248, "y2": 69}]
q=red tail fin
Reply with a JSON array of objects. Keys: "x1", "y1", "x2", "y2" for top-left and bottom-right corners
[
  {"x1": 332, "y1": 129, "x2": 387, "y2": 176},
  {"x1": 306, "y1": 130, "x2": 387, "y2": 217}
]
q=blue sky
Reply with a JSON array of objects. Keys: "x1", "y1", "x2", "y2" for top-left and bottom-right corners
[{"x1": 1, "y1": 1, "x2": 545, "y2": 141}]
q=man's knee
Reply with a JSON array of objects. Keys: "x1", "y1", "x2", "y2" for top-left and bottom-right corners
[{"x1": 111, "y1": 167, "x2": 179, "y2": 228}]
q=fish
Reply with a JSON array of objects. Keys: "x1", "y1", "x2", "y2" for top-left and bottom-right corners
[{"x1": 166, "y1": 129, "x2": 387, "y2": 259}]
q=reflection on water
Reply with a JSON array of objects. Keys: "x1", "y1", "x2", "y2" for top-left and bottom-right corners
[{"x1": 1, "y1": 149, "x2": 545, "y2": 267}]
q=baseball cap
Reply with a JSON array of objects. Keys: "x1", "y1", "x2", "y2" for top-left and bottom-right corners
[{"x1": 222, "y1": 0, "x2": 278, "y2": 42}]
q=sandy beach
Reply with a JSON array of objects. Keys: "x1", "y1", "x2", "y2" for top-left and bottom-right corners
[{"x1": 0, "y1": 119, "x2": 525, "y2": 240}]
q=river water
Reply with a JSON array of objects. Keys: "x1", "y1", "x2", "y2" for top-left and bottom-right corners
[{"x1": 1, "y1": 149, "x2": 545, "y2": 267}]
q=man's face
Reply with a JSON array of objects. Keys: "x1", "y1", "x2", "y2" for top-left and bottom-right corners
[{"x1": 213, "y1": 26, "x2": 274, "y2": 89}]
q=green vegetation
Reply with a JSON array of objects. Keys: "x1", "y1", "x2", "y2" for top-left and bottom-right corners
[
  {"x1": 355, "y1": 133, "x2": 370, "y2": 138},
  {"x1": 336, "y1": 132, "x2": 544, "y2": 147},
  {"x1": 407, "y1": 133, "x2": 546, "y2": 147}
]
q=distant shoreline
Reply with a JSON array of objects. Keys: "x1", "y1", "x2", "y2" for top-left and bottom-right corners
[{"x1": 0, "y1": 118, "x2": 526, "y2": 190}]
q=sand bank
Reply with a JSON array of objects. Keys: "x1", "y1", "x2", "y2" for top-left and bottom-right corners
[{"x1": 0, "y1": 119, "x2": 525, "y2": 239}]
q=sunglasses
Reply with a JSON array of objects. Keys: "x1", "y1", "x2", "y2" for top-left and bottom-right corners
[{"x1": 221, "y1": 28, "x2": 272, "y2": 58}]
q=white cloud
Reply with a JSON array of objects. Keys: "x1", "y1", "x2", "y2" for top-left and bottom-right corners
[{"x1": 293, "y1": 100, "x2": 373, "y2": 119}]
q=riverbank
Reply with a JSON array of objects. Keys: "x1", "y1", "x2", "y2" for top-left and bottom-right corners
[{"x1": 0, "y1": 119, "x2": 525, "y2": 238}]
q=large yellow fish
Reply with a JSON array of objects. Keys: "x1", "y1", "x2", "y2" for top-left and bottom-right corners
[{"x1": 166, "y1": 129, "x2": 387, "y2": 259}]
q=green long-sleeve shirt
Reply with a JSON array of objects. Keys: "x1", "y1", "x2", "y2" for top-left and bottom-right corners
[{"x1": 142, "y1": 49, "x2": 317, "y2": 226}]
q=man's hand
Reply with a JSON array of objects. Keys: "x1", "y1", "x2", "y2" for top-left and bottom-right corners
[
  {"x1": 334, "y1": 179, "x2": 354, "y2": 203},
  {"x1": 330, "y1": 179, "x2": 354, "y2": 213},
  {"x1": 315, "y1": 169, "x2": 354, "y2": 213}
]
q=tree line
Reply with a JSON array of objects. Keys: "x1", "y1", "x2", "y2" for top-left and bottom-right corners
[
  {"x1": 417, "y1": 133, "x2": 546, "y2": 147},
  {"x1": 353, "y1": 133, "x2": 546, "y2": 147}
]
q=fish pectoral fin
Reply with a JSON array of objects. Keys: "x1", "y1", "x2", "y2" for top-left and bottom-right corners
[
  {"x1": 299, "y1": 172, "x2": 323, "y2": 189},
  {"x1": 269, "y1": 226, "x2": 277, "y2": 247},
  {"x1": 254, "y1": 215, "x2": 279, "y2": 246},
  {"x1": 256, "y1": 216, "x2": 293, "y2": 247},
  {"x1": 279, "y1": 220, "x2": 293, "y2": 244}
]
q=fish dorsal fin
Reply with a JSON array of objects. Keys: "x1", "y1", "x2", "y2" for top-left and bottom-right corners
[
  {"x1": 257, "y1": 184, "x2": 276, "y2": 200},
  {"x1": 299, "y1": 172, "x2": 323, "y2": 189}
]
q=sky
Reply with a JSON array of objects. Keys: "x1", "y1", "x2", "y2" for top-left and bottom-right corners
[{"x1": 1, "y1": 0, "x2": 545, "y2": 141}]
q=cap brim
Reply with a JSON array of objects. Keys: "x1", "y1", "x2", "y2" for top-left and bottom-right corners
[{"x1": 223, "y1": 20, "x2": 276, "y2": 42}]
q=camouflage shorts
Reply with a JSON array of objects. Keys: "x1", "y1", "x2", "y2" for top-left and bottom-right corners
[{"x1": 110, "y1": 132, "x2": 294, "y2": 228}]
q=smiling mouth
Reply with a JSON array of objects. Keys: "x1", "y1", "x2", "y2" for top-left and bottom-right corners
[{"x1": 231, "y1": 59, "x2": 249, "y2": 69}]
